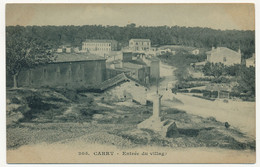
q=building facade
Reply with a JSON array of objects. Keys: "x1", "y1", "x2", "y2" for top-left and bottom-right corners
[
  {"x1": 150, "y1": 59, "x2": 160, "y2": 81},
  {"x1": 82, "y1": 39, "x2": 118, "y2": 52},
  {"x1": 129, "y1": 39, "x2": 151, "y2": 52},
  {"x1": 17, "y1": 53, "x2": 106, "y2": 89},
  {"x1": 98, "y1": 73, "x2": 148, "y2": 105},
  {"x1": 206, "y1": 47, "x2": 241, "y2": 66}
]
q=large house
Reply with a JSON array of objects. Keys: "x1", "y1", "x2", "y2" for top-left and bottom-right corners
[
  {"x1": 206, "y1": 47, "x2": 241, "y2": 66},
  {"x1": 17, "y1": 53, "x2": 106, "y2": 88},
  {"x1": 82, "y1": 39, "x2": 118, "y2": 52},
  {"x1": 129, "y1": 39, "x2": 151, "y2": 52}
]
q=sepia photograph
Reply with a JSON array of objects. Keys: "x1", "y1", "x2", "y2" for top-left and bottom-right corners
[{"x1": 4, "y1": 3, "x2": 256, "y2": 164}]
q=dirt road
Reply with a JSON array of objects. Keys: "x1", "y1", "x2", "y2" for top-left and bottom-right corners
[{"x1": 154, "y1": 62, "x2": 255, "y2": 138}]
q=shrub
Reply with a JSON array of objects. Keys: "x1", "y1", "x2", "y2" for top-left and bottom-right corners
[
  {"x1": 177, "y1": 89, "x2": 189, "y2": 93},
  {"x1": 202, "y1": 91, "x2": 211, "y2": 97},
  {"x1": 190, "y1": 89, "x2": 202, "y2": 93}
]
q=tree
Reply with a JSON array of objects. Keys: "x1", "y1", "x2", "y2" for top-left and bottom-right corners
[
  {"x1": 202, "y1": 62, "x2": 212, "y2": 76},
  {"x1": 6, "y1": 26, "x2": 53, "y2": 88},
  {"x1": 236, "y1": 66, "x2": 255, "y2": 96}
]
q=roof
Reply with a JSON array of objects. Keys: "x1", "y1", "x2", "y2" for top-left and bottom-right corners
[
  {"x1": 52, "y1": 53, "x2": 106, "y2": 63},
  {"x1": 206, "y1": 47, "x2": 240, "y2": 56},
  {"x1": 123, "y1": 62, "x2": 145, "y2": 69},
  {"x1": 129, "y1": 39, "x2": 151, "y2": 42},
  {"x1": 205, "y1": 83, "x2": 232, "y2": 92},
  {"x1": 246, "y1": 54, "x2": 255, "y2": 61},
  {"x1": 128, "y1": 58, "x2": 148, "y2": 66},
  {"x1": 194, "y1": 61, "x2": 206, "y2": 66},
  {"x1": 97, "y1": 73, "x2": 148, "y2": 91},
  {"x1": 83, "y1": 39, "x2": 117, "y2": 43},
  {"x1": 146, "y1": 57, "x2": 160, "y2": 62}
]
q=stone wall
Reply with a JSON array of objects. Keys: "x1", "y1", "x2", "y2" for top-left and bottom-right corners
[{"x1": 17, "y1": 60, "x2": 106, "y2": 89}]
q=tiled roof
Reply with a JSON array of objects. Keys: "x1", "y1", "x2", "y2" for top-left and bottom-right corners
[
  {"x1": 206, "y1": 47, "x2": 240, "y2": 55},
  {"x1": 246, "y1": 54, "x2": 255, "y2": 61},
  {"x1": 83, "y1": 39, "x2": 117, "y2": 43},
  {"x1": 97, "y1": 73, "x2": 128, "y2": 91},
  {"x1": 128, "y1": 58, "x2": 148, "y2": 66},
  {"x1": 52, "y1": 53, "x2": 105, "y2": 63},
  {"x1": 97, "y1": 73, "x2": 148, "y2": 91},
  {"x1": 130, "y1": 39, "x2": 151, "y2": 42}
]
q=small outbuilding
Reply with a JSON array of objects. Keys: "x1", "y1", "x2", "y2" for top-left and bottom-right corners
[{"x1": 96, "y1": 73, "x2": 149, "y2": 105}]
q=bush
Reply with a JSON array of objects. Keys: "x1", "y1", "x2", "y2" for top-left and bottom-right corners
[
  {"x1": 177, "y1": 89, "x2": 189, "y2": 93},
  {"x1": 212, "y1": 77, "x2": 230, "y2": 83},
  {"x1": 211, "y1": 91, "x2": 218, "y2": 98},
  {"x1": 202, "y1": 91, "x2": 211, "y2": 97},
  {"x1": 164, "y1": 108, "x2": 186, "y2": 114},
  {"x1": 190, "y1": 89, "x2": 202, "y2": 93},
  {"x1": 230, "y1": 92, "x2": 241, "y2": 97}
]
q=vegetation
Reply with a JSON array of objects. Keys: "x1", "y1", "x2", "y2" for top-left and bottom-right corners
[
  {"x1": 6, "y1": 26, "x2": 54, "y2": 88},
  {"x1": 6, "y1": 24, "x2": 255, "y2": 57},
  {"x1": 202, "y1": 62, "x2": 255, "y2": 97},
  {"x1": 158, "y1": 51, "x2": 207, "y2": 82}
]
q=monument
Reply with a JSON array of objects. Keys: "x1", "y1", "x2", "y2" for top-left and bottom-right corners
[{"x1": 138, "y1": 92, "x2": 178, "y2": 137}]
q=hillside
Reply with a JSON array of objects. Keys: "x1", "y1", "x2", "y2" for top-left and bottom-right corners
[{"x1": 6, "y1": 25, "x2": 255, "y2": 58}]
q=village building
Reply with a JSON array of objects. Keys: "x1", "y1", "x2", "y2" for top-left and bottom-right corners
[
  {"x1": 17, "y1": 53, "x2": 106, "y2": 89},
  {"x1": 149, "y1": 58, "x2": 160, "y2": 81},
  {"x1": 56, "y1": 48, "x2": 63, "y2": 53},
  {"x1": 122, "y1": 52, "x2": 133, "y2": 62},
  {"x1": 206, "y1": 47, "x2": 241, "y2": 66},
  {"x1": 129, "y1": 39, "x2": 151, "y2": 52},
  {"x1": 65, "y1": 47, "x2": 71, "y2": 53},
  {"x1": 106, "y1": 52, "x2": 151, "y2": 85},
  {"x1": 121, "y1": 62, "x2": 150, "y2": 85},
  {"x1": 246, "y1": 53, "x2": 255, "y2": 67},
  {"x1": 82, "y1": 39, "x2": 118, "y2": 52},
  {"x1": 96, "y1": 73, "x2": 149, "y2": 105}
]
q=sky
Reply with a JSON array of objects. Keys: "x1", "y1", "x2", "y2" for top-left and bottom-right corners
[{"x1": 6, "y1": 3, "x2": 255, "y2": 30}]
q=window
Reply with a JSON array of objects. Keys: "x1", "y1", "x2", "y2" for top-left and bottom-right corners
[
  {"x1": 68, "y1": 66, "x2": 72, "y2": 80},
  {"x1": 43, "y1": 68, "x2": 47, "y2": 79}
]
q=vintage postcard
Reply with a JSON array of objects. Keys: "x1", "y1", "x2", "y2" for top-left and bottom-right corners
[{"x1": 5, "y1": 3, "x2": 256, "y2": 163}]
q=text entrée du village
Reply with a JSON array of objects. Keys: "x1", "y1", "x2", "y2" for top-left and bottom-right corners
[{"x1": 78, "y1": 151, "x2": 167, "y2": 156}]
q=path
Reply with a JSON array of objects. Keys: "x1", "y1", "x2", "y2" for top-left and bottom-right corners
[{"x1": 153, "y1": 61, "x2": 255, "y2": 138}]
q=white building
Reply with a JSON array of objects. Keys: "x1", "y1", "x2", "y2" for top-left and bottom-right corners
[
  {"x1": 82, "y1": 39, "x2": 118, "y2": 52},
  {"x1": 65, "y1": 48, "x2": 71, "y2": 53},
  {"x1": 129, "y1": 39, "x2": 151, "y2": 52},
  {"x1": 206, "y1": 47, "x2": 241, "y2": 66}
]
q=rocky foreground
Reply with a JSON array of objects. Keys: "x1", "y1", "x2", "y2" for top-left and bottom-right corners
[{"x1": 6, "y1": 88, "x2": 255, "y2": 151}]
